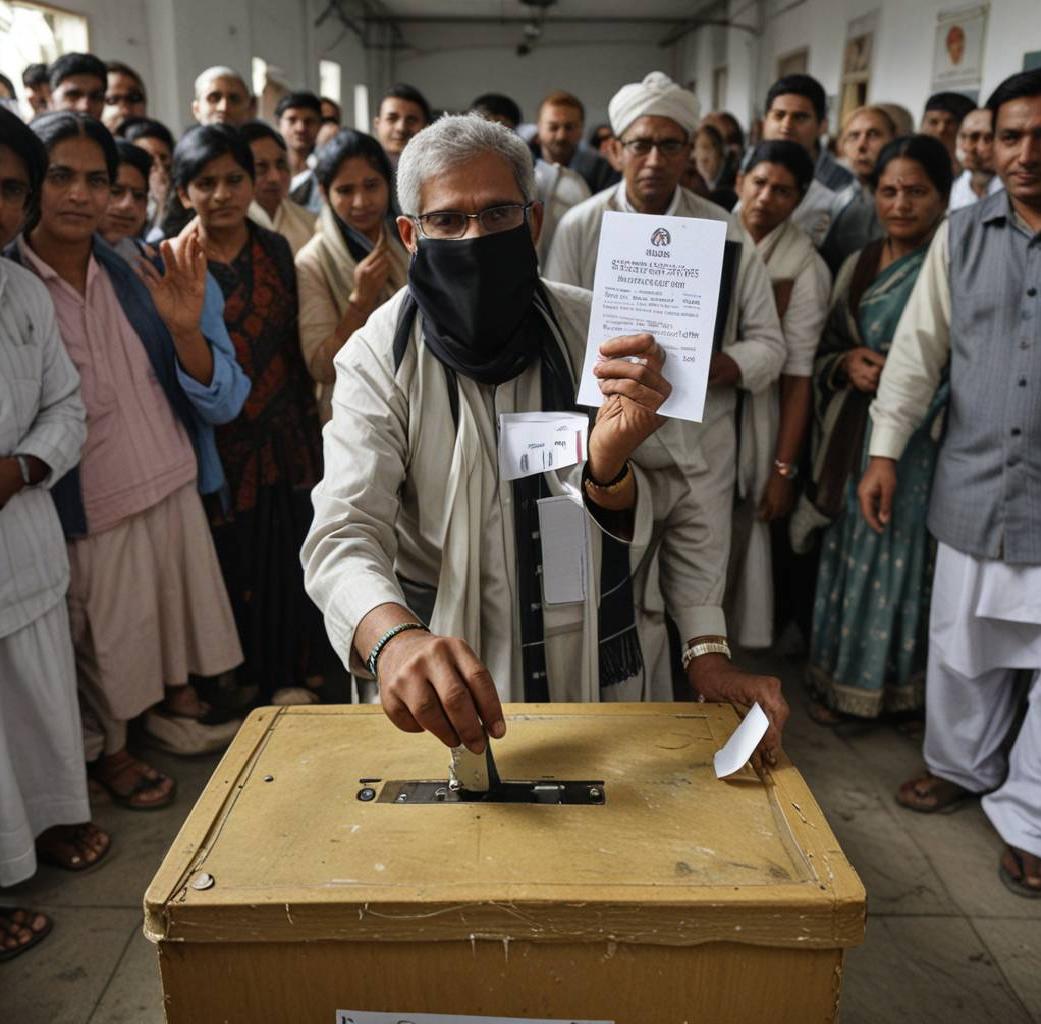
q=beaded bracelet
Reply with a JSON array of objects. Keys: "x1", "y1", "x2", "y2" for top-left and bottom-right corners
[{"x1": 366, "y1": 622, "x2": 429, "y2": 679}]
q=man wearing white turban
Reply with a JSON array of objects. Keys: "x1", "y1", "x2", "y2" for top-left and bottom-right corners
[{"x1": 545, "y1": 72, "x2": 786, "y2": 673}]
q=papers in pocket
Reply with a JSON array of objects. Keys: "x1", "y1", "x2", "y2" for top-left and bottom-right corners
[{"x1": 498, "y1": 411, "x2": 588, "y2": 482}]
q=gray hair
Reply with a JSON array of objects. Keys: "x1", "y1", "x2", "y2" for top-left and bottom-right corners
[
  {"x1": 194, "y1": 66, "x2": 248, "y2": 99},
  {"x1": 396, "y1": 113, "x2": 537, "y2": 215}
]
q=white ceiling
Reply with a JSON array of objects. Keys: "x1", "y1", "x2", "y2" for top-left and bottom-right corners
[{"x1": 368, "y1": 1, "x2": 711, "y2": 23}]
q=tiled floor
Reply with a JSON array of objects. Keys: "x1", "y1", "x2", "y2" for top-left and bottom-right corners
[{"x1": 2, "y1": 648, "x2": 1039, "y2": 1023}]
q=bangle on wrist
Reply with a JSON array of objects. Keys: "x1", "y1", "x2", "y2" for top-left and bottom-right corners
[
  {"x1": 366, "y1": 621, "x2": 429, "y2": 679},
  {"x1": 773, "y1": 459, "x2": 798, "y2": 480},
  {"x1": 584, "y1": 460, "x2": 631, "y2": 494}
]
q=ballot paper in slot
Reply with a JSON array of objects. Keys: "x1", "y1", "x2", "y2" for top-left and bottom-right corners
[
  {"x1": 713, "y1": 702, "x2": 770, "y2": 779},
  {"x1": 577, "y1": 210, "x2": 728, "y2": 423},
  {"x1": 498, "y1": 411, "x2": 589, "y2": 482}
]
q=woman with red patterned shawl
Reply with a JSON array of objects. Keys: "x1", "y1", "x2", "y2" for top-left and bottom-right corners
[{"x1": 173, "y1": 124, "x2": 333, "y2": 702}]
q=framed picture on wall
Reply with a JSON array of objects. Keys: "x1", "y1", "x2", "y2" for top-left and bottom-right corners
[
  {"x1": 839, "y1": 12, "x2": 876, "y2": 128},
  {"x1": 931, "y1": 3, "x2": 988, "y2": 92}
]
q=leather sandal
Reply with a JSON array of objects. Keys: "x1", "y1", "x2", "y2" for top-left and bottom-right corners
[
  {"x1": 36, "y1": 822, "x2": 111, "y2": 872},
  {"x1": 999, "y1": 846, "x2": 1041, "y2": 898},
  {"x1": 89, "y1": 753, "x2": 177, "y2": 811},
  {"x1": 0, "y1": 908, "x2": 52, "y2": 962}
]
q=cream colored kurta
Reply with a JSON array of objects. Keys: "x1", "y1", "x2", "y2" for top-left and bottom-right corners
[
  {"x1": 249, "y1": 198, "x2": 317, "y2": 256},
  {"x1": 727, "y1": 218, "x2": 831, "y2": 647},
  {"x1": 295, "y1": 205, "x2": 409, "y2": 423},
  {"x1": 534, "y1": 159, "x2": 591, "y2": 267},
  {"x1": 545, "y1": 184, "x2": 786, "y2": 647},
  {"x1": 303, "y1": 281, "x2": 730, "y2": 703}
]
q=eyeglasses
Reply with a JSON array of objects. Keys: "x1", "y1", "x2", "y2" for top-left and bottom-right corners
[
  {"x1": 106, "y1": 91, "x2": 145, "y2": 106},
  {"x1": 411, "y1": 202, "x2": 533, "y2": 240},
  {"x1": 621, "y1": 137, "x2": 687, "y2": 157}
]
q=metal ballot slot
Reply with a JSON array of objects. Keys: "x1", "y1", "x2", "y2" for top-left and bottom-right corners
[
  {"x1": 373, "y1": 730, "x2": 606, "y2": 805},
  {"x1": 376, "y1": 779, "x2": 606, "y2": 805}
]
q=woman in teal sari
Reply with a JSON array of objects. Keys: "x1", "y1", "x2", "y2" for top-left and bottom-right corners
[{"x1": 805, "y1": 135, "x2": 952, "y2": 721}]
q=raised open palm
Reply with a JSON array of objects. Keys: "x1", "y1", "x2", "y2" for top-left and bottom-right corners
[{"x1": 137, "y1": 236, "x2": 207, "y2": 338}]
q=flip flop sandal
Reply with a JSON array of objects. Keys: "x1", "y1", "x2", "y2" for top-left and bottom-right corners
[
  {"x1": 895, "y1": 774, "x2": 973, "y2": 814},
  {"x1": 89, "y1": 759, "x2": 178, "y2": 811},
  {"x1": 999, "y1": 847, "x2": 1041, "y2": 899},
  {"x1": 0, "y1": 908, "x2": 52, "y2": 962},
  {"x1": 36, "y1": 824, "x2": 112, "y2": 873}
]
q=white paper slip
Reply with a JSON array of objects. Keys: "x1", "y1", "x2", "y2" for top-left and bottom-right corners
[
  {"x1": 537, "y1": 495, "x2": 588, "y2": 605},
  {"x1": 577, "y1": 211, "x2": 728, "y2": 423},
  {"x1": 713, "y1": 702, "x2": 770, "y2": 779},
  {"x1": 498, "y1": 411, "x2": 588, "y2": 482},
  {"x1": 337, "y1": 1013, "x2": 613, "y2": 1023}
]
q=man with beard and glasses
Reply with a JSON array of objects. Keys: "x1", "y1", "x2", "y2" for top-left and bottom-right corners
[{"x1": 303, "y1": 114, "x2": 789, "y2": 765}]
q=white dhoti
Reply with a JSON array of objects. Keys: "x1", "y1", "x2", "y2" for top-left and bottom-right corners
[
  {"x1": 924, "y1": 542, "x2": 1041, "y2": 858},
  {"x1": 0, "y1": 601, "x2": 90, "y2": 887}
]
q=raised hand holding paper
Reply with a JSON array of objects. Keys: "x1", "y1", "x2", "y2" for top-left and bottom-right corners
[{"x1": 578, "y1": 211, "x2": 728, "y2": 423}]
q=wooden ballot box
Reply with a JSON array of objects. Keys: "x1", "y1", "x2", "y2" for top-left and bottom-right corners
[{"x1": 144, "y1": 704, "x2": 866, "y2": 1023}]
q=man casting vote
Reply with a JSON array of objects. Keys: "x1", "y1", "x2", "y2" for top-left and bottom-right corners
[{"x1": 303, "y1": 114, "x2": 788, "y2": 761}]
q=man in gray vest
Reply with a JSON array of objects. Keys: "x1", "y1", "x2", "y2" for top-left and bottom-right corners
[{"x1": 859, "y1": 69, "x2": 1041, "y2": 897}]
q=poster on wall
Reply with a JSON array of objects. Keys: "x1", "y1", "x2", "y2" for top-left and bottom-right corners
[{"x1": 931, "y1": 4, "x2": 988, "y2": 93}]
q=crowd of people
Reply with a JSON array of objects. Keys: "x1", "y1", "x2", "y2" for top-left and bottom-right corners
[{"x1": 1, "y1": 47, "x2": 1040, "y2": 959}]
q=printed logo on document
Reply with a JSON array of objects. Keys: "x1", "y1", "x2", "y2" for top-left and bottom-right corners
[{"x1": 651, "y1": 227, "x2": 671, "y2": 246}]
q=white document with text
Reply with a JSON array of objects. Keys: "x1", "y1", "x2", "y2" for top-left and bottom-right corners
[{"x1": 577, "y1": 211, "x2": 728, "y2": 423}]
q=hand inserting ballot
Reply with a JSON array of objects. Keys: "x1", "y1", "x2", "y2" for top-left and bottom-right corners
[{"x1": 357, "y1": 604, "x2": 506, "y2": 754}]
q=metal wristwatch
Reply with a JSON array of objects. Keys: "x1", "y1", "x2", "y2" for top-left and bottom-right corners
[{"x1": 681, "y1": 636, "x2": 732, "y2": 671}]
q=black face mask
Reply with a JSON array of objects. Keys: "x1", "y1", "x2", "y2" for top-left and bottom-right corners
[{"x1": 407, "y1": 222, "x2": 541, "y2": 385}]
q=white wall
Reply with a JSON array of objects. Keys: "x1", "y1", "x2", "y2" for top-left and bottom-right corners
[
  {"x1": 51, "y1": 0, "x2": 366, "y2": 132},
  {"x1": 390, "y1": 21, "x2": 674, "y2": 131},
  {"x1": 673, "y1": 0, "x2": 1041, "y2": 133},
  {"x1": 13, "y1": 0, "x2": 1039, "y2": 139}
]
